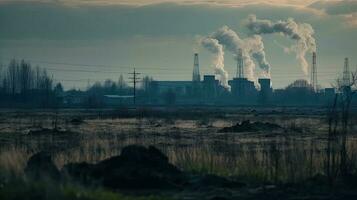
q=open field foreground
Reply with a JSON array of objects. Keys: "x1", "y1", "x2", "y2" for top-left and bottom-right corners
[{"x1": 1, "y1": 107, "x2": 357, "y2": 200}]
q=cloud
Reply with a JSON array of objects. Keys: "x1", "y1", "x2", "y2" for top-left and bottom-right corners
[
  {"x1": 345, "y1": 13, "x2": 357, "y2": 27},
  {"x1": 309, "y1": 0, "x2": 357, "y2": 27},
  {"x1": 309, "y1": 0, "x2": 357, "y2": 15},
  {"x1": 0, "y1": 0, "x2": 355, "y2": 89},
  {"x1": 0, "y1": 0, "x2": 320, "y2": 7},
  {"x1": 0, "y1": 0, "x2": 325, "y2": 40}
]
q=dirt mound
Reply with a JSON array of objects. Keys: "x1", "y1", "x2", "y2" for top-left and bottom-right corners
[
  {"x1": 23, "y1": 145, "x2": 246, "y2": 192},
  {"x1": 69, "y1": 118, "x2": 84, "y2": 125},
  {"x1": 24, "y1": 152, "x2": 61, "y2": 180},
  {"x1": 219, "y1": 120, "x2": 282, "y2": 133},
  {"x1": 25, "y1": 128, "x2": 73, "y2": 136},
  {"x1": 63, "y1": 145, "x2": 186, "y2": 189}
]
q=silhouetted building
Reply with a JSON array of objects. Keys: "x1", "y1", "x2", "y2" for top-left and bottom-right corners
[
  {"x1": 103, "y1": 95, "x2": 134, "y2": 106},
  {"x1": 258, "y1": 78, "x2": 272, "y2": 104},
  {"x1": 203, "y1": 75, "x2": 218, "y2": 101},
  {"x1": 63, "y1": 90, "x2": 87, "y2": 106},
  {"x1": 323, "y1": 88, "x2": 336, "y2": 103},
  {"x1": 278, "y1": 79, "x2": 315, "y2": 105},
  {"x1": 324, "y1": 88, "x2": 335, "y2": 97},
  {"x1": 153, "y1": 81, "x2": 192, "y2": 96},
  {"x1": 229, "y1": 78, "x2": 257, "y2": 104}
]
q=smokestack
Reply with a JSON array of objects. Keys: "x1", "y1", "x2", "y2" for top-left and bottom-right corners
[
  {"x1": 311, "y1": 52, "x2": 317, "y2": 91},
  {"x1": 236, "y1": 48, "x2": 244, "y2": 78},
  {"x1": 192, "y1": 53, "x2": 201, "y2": 82},
  {"x1": 343, "y1": 57, "x2": 350, "y2": 86}
]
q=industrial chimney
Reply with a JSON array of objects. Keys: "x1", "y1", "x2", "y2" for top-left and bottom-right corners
[
  {"x1": 343, "y1": 57, "x2": 350, "y2": 86},
  {"x1": 192, "y1": 53, "x2": 201, "y2": 82},
  {"x1": 236, "y1": 49, "x2": 244, "y2": 78},
  {"x1": 311, "y1": 52, "x2": 317, "y2": 92}
]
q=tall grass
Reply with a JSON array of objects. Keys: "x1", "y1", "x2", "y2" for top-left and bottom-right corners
[{"x1": 1, "y1": 112, "x2": 357, "y2": 185}]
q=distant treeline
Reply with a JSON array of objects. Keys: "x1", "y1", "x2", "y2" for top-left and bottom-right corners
[
  {"x1": 0, "y1": 59, "x2": 62, "y2": 108},
  {"x1": 84, "y1": 75, "x2": 162, "y2": 107},
  {"x1": 0, "y1": 59, "x2": 157, "y2": 108}
]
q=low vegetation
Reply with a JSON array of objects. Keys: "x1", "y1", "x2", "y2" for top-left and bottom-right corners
[
  {"x1": 0, "y1": 179, "x2": 170, "y2": 200},
  {"x1": 0, "y1": 107, "x2": 357, "y2": 199}
]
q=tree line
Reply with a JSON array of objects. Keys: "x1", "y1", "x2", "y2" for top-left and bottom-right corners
[
  {"x1": 0, "y1": 59, "x2": 167, "y2": 108},
  {"x1": 0, "y1": 59, "x2": 62, "y2": 108}
]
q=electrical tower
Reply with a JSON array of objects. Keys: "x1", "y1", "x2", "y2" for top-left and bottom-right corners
[
  {"x1": 129, "y1": 68, "x2": 141, "y2": 105},
  {"x1": 236, "y1": 49, "x2": 244, "y2": 78},
  {"x1": 311, "y1": 52, "x2": 317, "y2": 92},
  {"x1": 343, "y1": 57, "x2": 350, "y2": 87},
  {"x1": 192, "y1": 53, "x2": 201, "y2": 82}
]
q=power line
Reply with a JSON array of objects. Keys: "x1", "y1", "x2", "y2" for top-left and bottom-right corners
[
  {"x1": 0, "y1": 57, "x2": 346, "y2": 76},
  {"x1": 1, "y1": 57, "x2": 347, "y2": 89},
  {"x1": 0, "y1": 57, "x2": 187, "y2": 71},
  {"x1": 44, "y1": 66, "x2": 340, "y2": 76},
  {"x1": 1, "y1": 57, "x2": 344, "y2": 73}
]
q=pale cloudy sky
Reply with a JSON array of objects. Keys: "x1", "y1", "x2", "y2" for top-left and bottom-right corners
[
  {"x1": 0, "y1": 0, "x2": 320, "y2": 6},
  {"x1": 0, "y1": 0, "x2": 356, "y2": 89}
]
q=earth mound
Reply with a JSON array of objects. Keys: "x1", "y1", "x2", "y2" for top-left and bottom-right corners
[
  {"x1": 23, "y1": 145, "x2": 245, "y2": 192},
  {"x1": 219, "y1": 120, "x2": 282, "y2": 133},
  {"x1": 24, "y1": 152, "x2": 61, "y2": 180},
  {"x1": 63, "y1": 145, "x2": 186, "y2": 189}
]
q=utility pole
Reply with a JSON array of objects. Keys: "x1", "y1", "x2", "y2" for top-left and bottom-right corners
[{"x1": 129, "y1": 68, "x2": 140, "y2": 105}]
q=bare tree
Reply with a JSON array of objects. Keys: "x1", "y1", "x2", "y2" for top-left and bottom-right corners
[
  {"x1": 104, "y1": 79, "x2": 117, "y2": 94},
  {"x1": 35, "y1": 66, "x2": 41, "y2": 90},
  {"x1": 141, "y1": 75, "x2": 153, "y2": 92},
  {"x1": 338, "y1": 70, "x2": 357, "y2": 176},
  {"x1": 326, "y1": 69, "x2": 357, "y2": 184},
  {"x1": 118, "y1": 74, "x2": 127, "y2": 93},
  {"x1": 7, "y1": 59, "x2": 19, "y2": 96},
  {"x1": 19, "y1": 60, "x2": 34, "y2": 99},
  {"x1": 0, "y1": 59, "x2": 58, "y2": 107}
]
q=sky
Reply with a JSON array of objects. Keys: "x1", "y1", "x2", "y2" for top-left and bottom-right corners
[{"x1": 0, "y1": 0, "x2": 356, "y2": 89}]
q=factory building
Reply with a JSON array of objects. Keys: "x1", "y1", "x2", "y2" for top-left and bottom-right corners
[
  {"x1": 228, "y1": 49, "x2": 259, "y2": 104},
  {"x1": 137, "y1": 53, "x2": 348, "y2": 106},
  {"x1": 323, "y1": 88, "x2": 336, "y2": 103},
  {"x1": 228, "y1": 78, "x2": 257, "y2": 103},
  {"x1": 202, "y1": 75, "x2": 219, "y2": 100},
  {"x1": 153, "y1": 81, "x2": 192, "y2": 96},
  {"x1": 258, "y1": 78, "x2": 272, "y2": 104}
]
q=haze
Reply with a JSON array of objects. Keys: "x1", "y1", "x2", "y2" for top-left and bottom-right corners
[{"x1": 0, "y1": 0, "x2": 356, "y2": 89}]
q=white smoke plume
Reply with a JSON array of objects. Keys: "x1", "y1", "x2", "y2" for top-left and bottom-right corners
[
  {"x1": 200, "y1": 37, "x2": 230, "y2": 90},
  {"x1": 209, "y1": 26, "x2": 271, "y2": 81},
  {"x1": 246, "y1": 15, "x2": 316, "y2": 75}
]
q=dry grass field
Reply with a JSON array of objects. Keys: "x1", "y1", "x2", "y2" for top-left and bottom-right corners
[{"x1": 1, "y1": 107, "x2": 357, "y2": 199}]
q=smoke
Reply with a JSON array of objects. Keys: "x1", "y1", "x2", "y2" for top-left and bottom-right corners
[
  {"x1": 200, "y1": 38, "x2": 230, "y2": 90},
  {"x1": 246, "y1": 15, "x2": 316, "y2": 75},
  {"x1": 209, "y1": 26, "x2": 271, "y2": 82},
  {"x1": 245, "y1": 35, "x2": 271, "y2": 78}
]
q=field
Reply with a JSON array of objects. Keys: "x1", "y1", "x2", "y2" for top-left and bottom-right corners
[{"x1": 1, "y1": 107, "x2": 357, "y2": 199}]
